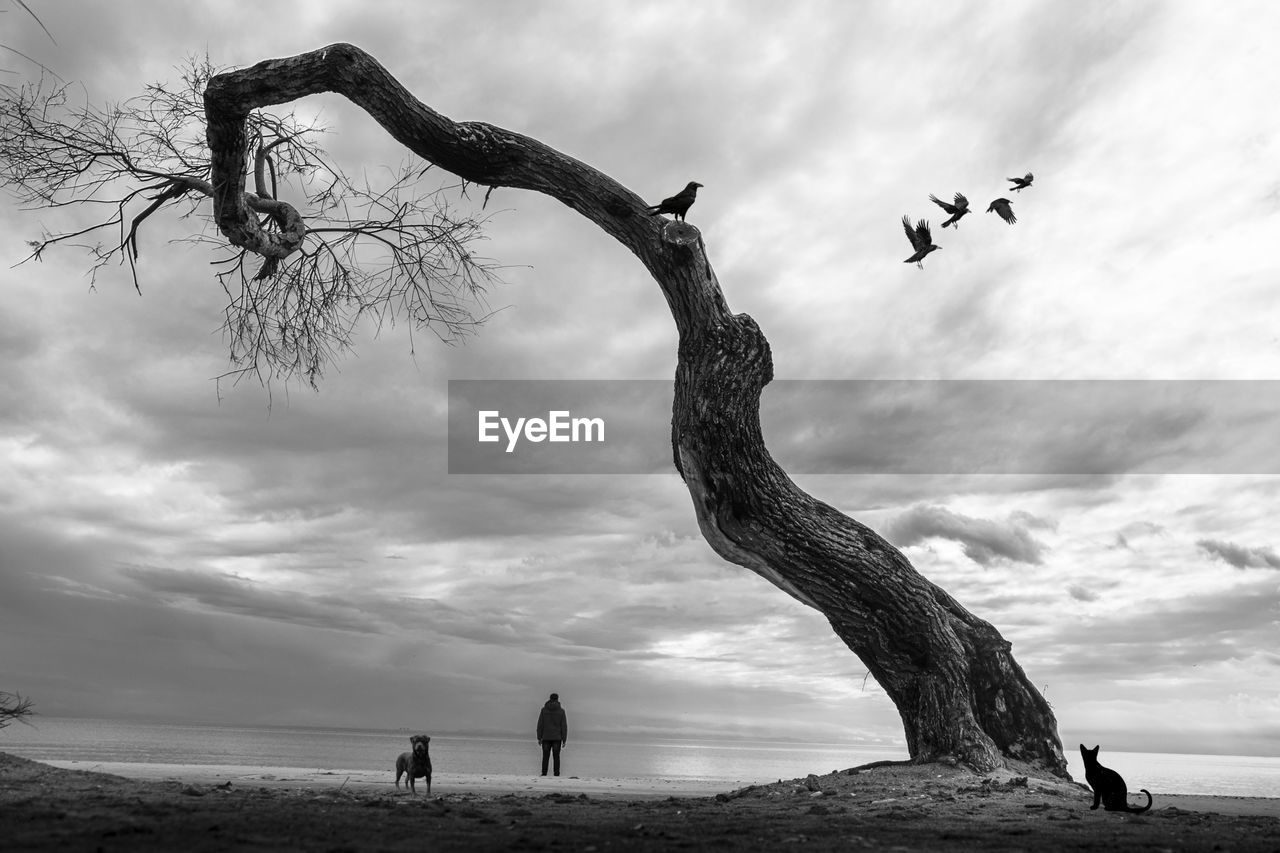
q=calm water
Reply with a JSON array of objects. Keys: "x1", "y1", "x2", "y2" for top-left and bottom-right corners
[
  {"x1": 3, "y1": 717, "x2": 1277, "y2": 798},
  {"x1": 0, "y1": 717, "x2": 900, "y2": 788}
]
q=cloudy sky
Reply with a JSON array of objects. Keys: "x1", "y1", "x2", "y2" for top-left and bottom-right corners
[{"x1": 2, "y1": 1, "x2": 1278, "y2": 760}]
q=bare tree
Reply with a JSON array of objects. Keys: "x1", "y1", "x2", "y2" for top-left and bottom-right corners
[
  {"x1": 4, "y1": 44, "x2": 1068, "y2": 776},
  {"x1": 0, "y1": 691, "x2": 34, "y2": 729},
  {"x1": 1, "y1": 60, "x2": 501, "y2": 386}
]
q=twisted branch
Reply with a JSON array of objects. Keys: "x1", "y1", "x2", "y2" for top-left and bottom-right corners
[{"x1": 1, "y1": 57, "x2": 502, "y2": 386}]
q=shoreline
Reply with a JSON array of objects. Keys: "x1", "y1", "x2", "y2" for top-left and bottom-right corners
[
  {"x1": 37, "y1": 758, "x2": 1280, "y2": 816},
  {"x1": 40, "y1": 759, "x2": 738, "y2": 800}
]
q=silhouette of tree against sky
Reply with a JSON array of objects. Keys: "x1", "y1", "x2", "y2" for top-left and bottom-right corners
[{"x1": 0, "y1": 43, "x2": 1068, "y2": 776}]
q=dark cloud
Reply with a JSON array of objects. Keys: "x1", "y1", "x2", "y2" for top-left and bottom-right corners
[
  {"x1": 1041, "y1": 577, "x2": 1280, "y2": 681},
  {"x1": 882, "y1": 504, "x2": 1046, "y2": 566},
  {"x1": 762, "y1": 380, "x2": 1280, "y2": 477},
  {"x1": 1119, "y1": 521, "x2": 1167, "y2": 539},
  {"x1": 1197, "y1": 539, "x2": 1280, "y2": 571},
  {"x1": 119, "y1": 566, "x2": 385, "y2": 634},
  {"x1": 1010, "y1": 510, "x2": 1057, "y2": 531},
  {"x1": 1067, "y1": 584, "x2": 1099, "y2": 603}
]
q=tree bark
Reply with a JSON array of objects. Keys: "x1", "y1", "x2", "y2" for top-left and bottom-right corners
[{"x1": 204, "y1": 43, "x2": 1068, "y2": 777}]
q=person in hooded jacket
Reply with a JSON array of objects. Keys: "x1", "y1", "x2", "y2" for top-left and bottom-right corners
[{"x1": 536, "y1": 692, "x2": 568, "y2": 776}]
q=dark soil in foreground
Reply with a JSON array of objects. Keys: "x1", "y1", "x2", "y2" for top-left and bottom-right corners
[{"x1": 2, "y1": 751, "x2": 1277, "y2": 851}]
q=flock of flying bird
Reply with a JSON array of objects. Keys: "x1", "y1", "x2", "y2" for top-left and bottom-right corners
[
  {"x1": 641, "y1": 176, "x2": 1036, "y2": 273},
  {"x1": 902, "y1": 172, "x2": 1034, "y2": 269}
]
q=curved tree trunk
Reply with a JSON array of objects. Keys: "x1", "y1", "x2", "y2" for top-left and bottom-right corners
[{"x1": 204, "y1": 43, "x2": 1068, "y2": 777}]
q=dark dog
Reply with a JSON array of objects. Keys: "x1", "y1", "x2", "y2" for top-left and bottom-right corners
[{"x1": 394, "y1": 734, "x2": 432, "y2": 794}]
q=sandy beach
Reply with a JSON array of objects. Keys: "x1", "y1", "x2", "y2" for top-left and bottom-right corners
[
  {"x1": 28, "y1": 757, "x2": 1280, "y2": 817},
  {"x1": 4, "y1": 751, "x2": 1278, "y2": 852},
  {"x1": 38, "y1": 759, "x2": 734, "y2": 799}
]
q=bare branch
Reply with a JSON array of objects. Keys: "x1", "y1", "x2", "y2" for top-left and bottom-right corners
[
  {"x1": 0, "y1": 690, "x2": 35, "y2": 729},
  {"x1": 1, "y1": 57, "x2": 503, "y2": 387},
  {"x1": 12, "y1": 1, "x2": 56, "y2": 45}
]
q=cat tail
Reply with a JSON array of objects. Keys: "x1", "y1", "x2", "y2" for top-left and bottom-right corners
[{"x1": 1129, "y1": 789, "x2": 1153, "y2": 814}]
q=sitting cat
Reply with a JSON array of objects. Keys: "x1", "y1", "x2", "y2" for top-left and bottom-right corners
[{"x1": 1080, "y1": 744, "x2": 1152, "y2": 813}]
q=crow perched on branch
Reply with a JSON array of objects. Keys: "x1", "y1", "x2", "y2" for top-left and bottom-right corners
[
  {"x1": 987, "y1": 198, "x2": 1017, "y2": 224},
  {"x1": 645, "y1": 181, "x2": 703, "y2": 221},
  {"x1": 902, "y1": 216, "x2": 941, "y2": 268},
  {"x1": 929, "y1": 192, "x2": 970, "y2": 228},
  {"x1": 1007, "y1": 173, "x2": 1034, "y2": 192}
]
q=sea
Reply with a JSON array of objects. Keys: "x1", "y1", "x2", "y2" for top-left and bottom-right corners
[{"x1": 2, "y1": 717, "x2": 1277, "y2": 798}]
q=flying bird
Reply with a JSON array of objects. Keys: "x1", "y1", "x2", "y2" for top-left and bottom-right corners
[
  {"x1": 987, "y1": 198, "x2": 1017, "y2": 224},
  {"x1": 902, "y1": 216, "x2": 940, "y2": 268},
  {"x1": 645, "y1": 181, "x2": 703, "y2": 221},
  {"x1": 1007, "y1": 172, "x2": 1034, "y2": 192},
  {"x1": 929, "y1": 192, "x2": 970, "y2": 228}
]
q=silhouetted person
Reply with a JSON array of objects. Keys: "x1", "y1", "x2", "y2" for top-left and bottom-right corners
[
  {"x1": 645, "y1": 181, "x2": 703, "y2": 221},
  {"x1": 1007, "y1": 172, "x2": 1034, "y2": 192},
  {"x1": 901, "y1": 216, "x2": 940, "y2": 269},
  {"x1": 536, "y1": 692, "x2": 568, "y2": 776},
  {"x1": 929, "y1": 192, "x2": 970, "y2": 228},
  {"x1": 987, "y1": 198, "x2": 1017, "y2": 224}
]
